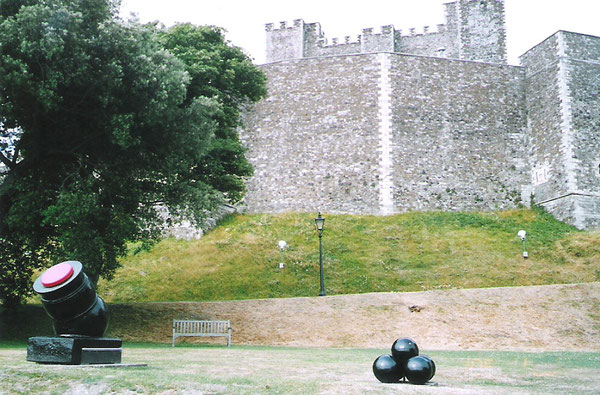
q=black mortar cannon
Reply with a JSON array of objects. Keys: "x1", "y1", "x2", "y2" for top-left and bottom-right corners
[{"x1": 27, "y1": 261, "x2": 122, "y2": 365}]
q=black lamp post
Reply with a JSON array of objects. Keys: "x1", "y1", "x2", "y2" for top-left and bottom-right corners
[{"x1": 314, "y1": 212, "x2": 326, "y2": 296}]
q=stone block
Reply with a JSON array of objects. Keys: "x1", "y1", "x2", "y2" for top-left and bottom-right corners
[
  {"x1": 80, "y1": 348, "x2": 122, "y2": 365},
  {"x1": 27, "y1": 336, "x2": 122, "y2": 365}
]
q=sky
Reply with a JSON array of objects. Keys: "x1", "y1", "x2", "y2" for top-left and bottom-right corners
[{"x1": 119, "y1": 0, "x2": 600, "y2": 66}]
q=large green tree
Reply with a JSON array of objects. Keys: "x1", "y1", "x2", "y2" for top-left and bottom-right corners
[
  {"x1": 0, "y1": 0, "x2": 266, "y2": 307},
  {"x1": 160, "y1": 23, "x2": 266, "y2": 203}
]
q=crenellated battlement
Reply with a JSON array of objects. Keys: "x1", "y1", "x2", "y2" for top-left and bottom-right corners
[
  {"x1": 265, "y1": 0, "x2": 506, "y2": 63},
  {"x1": 324, "y1": 35, "x2": 361, "y2": 46},
  {"x1": 265, "y1": 19, "x2": 304, "y2": 32}
]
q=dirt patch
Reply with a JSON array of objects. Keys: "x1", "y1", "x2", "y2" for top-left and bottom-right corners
[{"x1": 102, "y1": 282, "x2": 600, "y2": 351}]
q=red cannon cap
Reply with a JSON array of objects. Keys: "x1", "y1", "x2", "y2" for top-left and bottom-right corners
[{"x1": 40, "y1": 262, "x2": 75, "y2": 288}]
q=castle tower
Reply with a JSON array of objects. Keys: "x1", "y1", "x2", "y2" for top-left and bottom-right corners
[
  {"x1": 445, "y1": 0, "x2": 507, "y2": 64},
  {"x1": 521, "y1": 31, "x2": 600, "y2": 229},
  {"x1": 361, "y1": 25, "x2": 395, "y2": 53},
  {"x1": 265, "y1": 19, "x2": 306, "y2": 62}
]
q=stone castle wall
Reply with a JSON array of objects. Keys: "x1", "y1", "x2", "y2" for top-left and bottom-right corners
[
  {"x1": 521, "y1": 35, "x2": 565, "y2": 201},
  {"x1": 565, "y1": 33, "x2": 600, "y2": 229},
  {"x1": 240, "y1": 55, "x2": 382, "y2": 214},
  {"x1": 243, "y1": 1, "x2": 600, "y2": 230},
  {"x1": 240, "y1": 53, "x2": 528, "y2": 216},
  {"x1": 399, "y1": 28, "x2": 455, "y2": 59},
  {"x1": 388, "y1": 54, "x2": 526, "y2": 213},
  {"x1": 521, "y1": 31, "x2": 600, "y2": 229}
]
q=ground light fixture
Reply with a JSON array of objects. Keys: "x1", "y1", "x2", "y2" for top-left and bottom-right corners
[
  {"x1": 518, "y1": 230, "x2": 528, "y2": 259},
  {"x1": 314, "y1": 212, "x2": 326, "y2": 296},
  {"x1": 278, "y1": 240, "x2": 287, "y2": 269}
]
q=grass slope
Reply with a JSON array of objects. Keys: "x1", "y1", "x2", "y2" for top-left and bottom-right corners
[{"x1": 98, "y1": 208, "x2": 600, "y2": 303}]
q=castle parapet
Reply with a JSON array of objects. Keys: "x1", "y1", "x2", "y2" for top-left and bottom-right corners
[
  {"x1": 265, "y1": 19, "x2": 306, "y2": 62},
  {"x1": 361, "y1": 25, "x2": 396, "y2": 53},
  {"x1": 264, "y1": 0, "x2": 507, "y2": 63}
]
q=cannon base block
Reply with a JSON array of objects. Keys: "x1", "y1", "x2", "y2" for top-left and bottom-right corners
[{"x1": 27, "y1": 336, "x2": 122, "y2": 365}]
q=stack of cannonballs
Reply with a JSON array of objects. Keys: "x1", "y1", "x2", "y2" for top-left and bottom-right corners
[{"x1": 372, "y1": 338, "x2": 436, "y2": 385}]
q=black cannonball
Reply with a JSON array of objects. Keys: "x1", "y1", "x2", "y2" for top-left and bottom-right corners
[
  {"x1": 405, "y1": 356, "x2": 434, "y2": 385},
  {"x1": 391, "y1": 338, "x2": 419, "y2": 362},
  {"x1": 419, "y1": 355, "x2": 436, "y2": 381},
  {"x1": 372, "y1": 354, "x2": 404, "y2": 383}
]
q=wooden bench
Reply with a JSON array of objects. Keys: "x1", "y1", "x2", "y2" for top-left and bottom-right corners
[{"x1": 172, "y1": 320, "x2": 232, "y2": 347}]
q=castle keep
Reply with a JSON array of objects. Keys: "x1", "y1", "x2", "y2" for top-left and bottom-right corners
[{"x1": 240, "y1": 0, "x2": 600, "y2": 230}]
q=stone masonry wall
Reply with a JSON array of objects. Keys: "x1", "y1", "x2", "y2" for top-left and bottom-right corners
[
  {"x1": 240, "y1": 53, "x2": 528, "y2": 215},
  {"x1": 388, "y1": 54, "x2": 527, "y2": 212},
  {"x1": 265, "y1": 20, "x2": 304, "y2": 62},
  {"x1": 521, "y1": 31, "x2": 600, "y2": 229},
  {"x1": 520, "y1": 35, "x2": 565, "y2": 203},
  {"x1": 302, "y1": 22, "x2": 363, "y2": 58},
  {"x1": 563, "y1": 32, "x2": 600, "y2": 228},
  {"x1": 240, "y1": 55, "x2": 382, "y2": 214},
  {"x1": 457, "y1": 0, "x2": 507, "y2": 64},
  {"x1": 400, "y1": 29, "x2": 456, "y2": 59},
  {"x1": 361, "y1": 26, "x2": 395, "y2": 53}
]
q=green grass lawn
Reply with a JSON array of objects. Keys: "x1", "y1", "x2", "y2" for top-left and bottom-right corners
[
  {"x1": 97, "y1": 208, "x2": 600, "y2": 303},
  {"x1": 1, "y1": 343, "x2": 599, "y2": 394}
]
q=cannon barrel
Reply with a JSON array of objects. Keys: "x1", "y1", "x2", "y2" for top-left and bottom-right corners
[{"x1": 33, "y1": 261, "x2": 108, "y2": 337}]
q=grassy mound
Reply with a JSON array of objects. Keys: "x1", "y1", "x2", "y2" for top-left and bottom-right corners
[{"x1": 98, "y1": 208, "x2": 600, "y2": 303}]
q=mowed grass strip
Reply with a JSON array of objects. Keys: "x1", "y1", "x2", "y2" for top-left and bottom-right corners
[
  {"x1": 1, "y1": 344, "x2": 600, "y2": 394},
  {"x1": 98, "y1": 208, "x2": 600, "y2": 303}
]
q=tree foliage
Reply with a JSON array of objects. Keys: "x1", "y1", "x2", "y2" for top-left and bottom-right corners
[
  {"x1": 160, "y1": 23, "x2": 266, "y2": 203},
  {"x1": 0, "y1": 0, "x2": 266, "y2": 307}
]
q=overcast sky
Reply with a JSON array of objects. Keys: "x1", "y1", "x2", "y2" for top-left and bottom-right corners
[{"x1": 119, "y1": 0, "x2": 600, "y2": 66}]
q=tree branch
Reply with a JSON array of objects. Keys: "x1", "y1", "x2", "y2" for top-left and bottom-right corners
[
  {"x1": 11, "y1": 148, "x2": 20, "y2": 164},
  {"x1": 0, "y1": 152, "x2": 14, "y2": 169}
]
